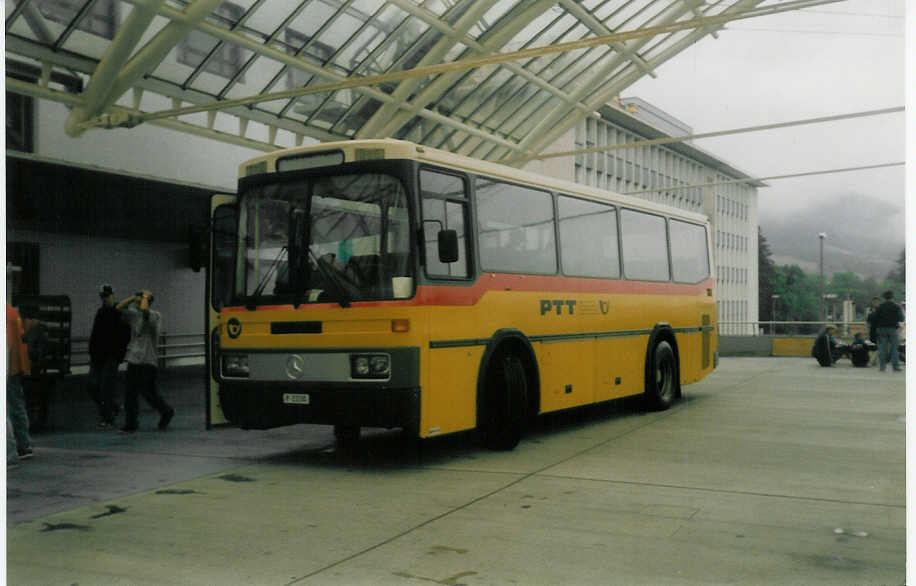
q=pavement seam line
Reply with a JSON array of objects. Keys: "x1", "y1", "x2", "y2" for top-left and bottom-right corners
[
  {"x1": 533, "y1": 473, "x2": 905, "y2": 509},
  {"x1": 289, "y1": 405, "x2": 684, "y2": 584}
]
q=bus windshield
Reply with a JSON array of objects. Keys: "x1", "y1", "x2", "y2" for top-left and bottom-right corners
[{"x1": 236, "y1": 173, "x2": 412, "y2": 306}]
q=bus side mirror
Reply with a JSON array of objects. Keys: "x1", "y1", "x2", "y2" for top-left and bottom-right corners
[{"x1": 438, "y1": 229, "x2": 459, "y2": 264}]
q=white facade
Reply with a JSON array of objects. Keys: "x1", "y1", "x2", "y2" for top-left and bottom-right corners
[{"x1": 710, "y1": 180, "x2": 759, "y2": 336}]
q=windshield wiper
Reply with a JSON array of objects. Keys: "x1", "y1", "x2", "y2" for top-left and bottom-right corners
[
  {"x1": 245, "y1": 246, "x2": 287, "y2": 311},
  {"x1": 308, "y1": 247, "x2": 351, "y2": 308}
]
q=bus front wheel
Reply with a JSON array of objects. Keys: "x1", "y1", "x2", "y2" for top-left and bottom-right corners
[
  {"x1": 645, "y1": 340, "x2": 678, "y2": 411},
  {"x1": 334, "y1": 424, "x2": 360, "y2": 447},
  {"x1": 481, "y1": 352, "x2": 528, "y2": 451}
]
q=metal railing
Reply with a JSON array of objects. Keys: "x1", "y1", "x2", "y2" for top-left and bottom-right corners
[
  {"x1": 70, "y1": 331, "x2": 206, "y2": 371},
  {"x1": 718, "y1": 321, "x2": 873, "y2": 338}
]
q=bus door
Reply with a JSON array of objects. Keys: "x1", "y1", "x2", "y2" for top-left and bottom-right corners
[{"x1": 207, "y1": 194, "x2": 237, "y2": 427}]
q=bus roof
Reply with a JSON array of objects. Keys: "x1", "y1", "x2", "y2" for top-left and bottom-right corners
[{"x1": 240, "y1": 139, "x2": 710, "y2": 224}]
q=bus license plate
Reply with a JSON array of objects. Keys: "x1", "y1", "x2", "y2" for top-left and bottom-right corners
[{"x1": 283, "y1": 393, "x2": 310, "y2": 405}]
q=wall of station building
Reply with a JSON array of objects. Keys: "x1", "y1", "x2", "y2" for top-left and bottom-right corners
[
  {"x1": 525, "y1": 114, "x2": 759, "y2": 336},
  {"x1": 7, "y1": 229, "x2": 205, "y2": 347},
  {"x1": 6, "y1": 99, "x2": 262, "y2": 352}
]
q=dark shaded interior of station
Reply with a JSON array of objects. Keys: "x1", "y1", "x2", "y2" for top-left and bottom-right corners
[{"x1": 7, "y1": 156, "x2": 214, "y2": 243}]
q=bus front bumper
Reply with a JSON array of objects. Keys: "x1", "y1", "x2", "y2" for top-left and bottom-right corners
[{"x1": 218, "y1": 382, "x2": 421, "y2": 432}]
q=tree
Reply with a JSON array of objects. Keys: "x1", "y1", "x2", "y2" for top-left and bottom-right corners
[
  {"x1": 886, "y1": 249, "x2": 905, "y2": 291},
  {"x1": 758, "y1": 227, "x2": 778, "y2": 321},
  {"x1": 827, "y1": 271, "x2": 867, "y2": 318},
  {"x1": 772, "y1": 265, "x2": 820, "y2": 333}
]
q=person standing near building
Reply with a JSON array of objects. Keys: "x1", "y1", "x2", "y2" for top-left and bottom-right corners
[
  {"x1": 7, "y1": 303, "x2": 33, "y2": 461},
  {"x1": 116, "y1": 289, "x2": 174, "y2": 432},
  {"x1": 873, "y1": 290, "x2": 905, "y2": 372},
  {"x1": 88, "y1": 284, "x2": 130, "y2": 428}
]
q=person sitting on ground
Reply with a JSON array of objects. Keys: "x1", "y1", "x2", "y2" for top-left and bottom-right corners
[
  {"x1": 847, "y1": 332, "x2": 871, "y2": 368},
  {"x1": 812, "y1": 324, "x2": 845, "y2": 367}
]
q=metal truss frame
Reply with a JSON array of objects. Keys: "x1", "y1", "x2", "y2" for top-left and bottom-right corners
[{"x1": 5, "y1": 0, "x2": 845, "y2": 158}]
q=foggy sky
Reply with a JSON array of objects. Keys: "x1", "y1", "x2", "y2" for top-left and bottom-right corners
[{"x1": 627, "y1": 0, "x2": 905, "y2": 257}]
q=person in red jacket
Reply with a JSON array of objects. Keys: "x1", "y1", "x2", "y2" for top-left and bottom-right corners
[{"x1": 7, "y1": 303, "x2": 33, "y2": 463}]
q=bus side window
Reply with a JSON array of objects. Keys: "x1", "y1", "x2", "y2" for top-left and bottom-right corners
[
  {"x1": 670, "y1": 220, "x2": 710, "y2": 283},
  {"x1": 420, "y1": 170, "x2": 469, "y2": 278},
  {"x1": 620, "y1": 209, "x2": 670, "y2": 281},
  {"x1": 475, "y1": 178, "x2": 556, "y2": 275}
]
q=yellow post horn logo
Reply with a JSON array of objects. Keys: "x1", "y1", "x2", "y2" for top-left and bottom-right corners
[{"x1": 227, "y1": 317, "x2": 242, "y2": 339}]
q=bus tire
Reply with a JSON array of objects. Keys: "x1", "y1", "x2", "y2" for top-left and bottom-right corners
[
  {"x1": 645, "y1": 340, "x2": 678, "y2": 411},
  {"x1": 481, "y1": 351, "x2": 527, "y2": 451},
  {"x1": 334, "y1": 424, "x2": 360, "y2": 447}
]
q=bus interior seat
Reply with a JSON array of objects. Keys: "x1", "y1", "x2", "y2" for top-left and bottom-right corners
[{"x1": 347, "y1": 255, "x2": 381, "y2": 284}]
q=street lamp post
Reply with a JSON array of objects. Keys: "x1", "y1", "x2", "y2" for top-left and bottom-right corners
[
  {"x1": 824, "y1": 293, "x2": 838, "y2": 320},
  {"x1": 818, "y1": 233, "x2": 827, "y2": 322},
  {"x1": 771, "y1": 294, "x2": 780, "y2": 335}
]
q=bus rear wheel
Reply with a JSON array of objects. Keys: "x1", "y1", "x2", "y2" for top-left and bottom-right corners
[
  {"x1": 481, "y1": 352, "x2": 527, "y2": 451},
  {"x1": 645, "y1": 340, "x2": 678, "y2": 411}
]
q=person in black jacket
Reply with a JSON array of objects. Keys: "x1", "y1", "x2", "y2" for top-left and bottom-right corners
[
  {"x1": 88, "y1": 284, "x2": 130, "y2": 427},
  {"x1": 865, "y1": 296, "x2": 881, "y2": 365},
  {"x1": 847, "y1": 332, "x2": 871, "y2": 367},
  {"x1": 873, "y1": 290, "x2": 905, "y2": 372},
  {"x1": 812, "y1": 325, "x2": 845, "y2": 367}
]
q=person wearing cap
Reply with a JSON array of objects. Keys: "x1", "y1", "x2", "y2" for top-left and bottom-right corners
[
  {"x1": 88, "y1": 284, "x2": 130, "y2": 428},
  {"x1": 116, "y1": 289, "x2": 174, "y2": 432},
  {"x1": 811, "y1": 324, "x2": 845, "y2": 367}
]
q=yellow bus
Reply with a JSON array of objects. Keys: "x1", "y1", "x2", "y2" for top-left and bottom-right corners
[{"x1": 209, "y1": 139, "x2": 717, "y2": 449}]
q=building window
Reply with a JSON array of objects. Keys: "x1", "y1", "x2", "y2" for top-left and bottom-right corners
[
  {"x1": 284, "y1": 28, "x2": 335, "y2": 86},
  {"x1": 178, "y1": 2, "x2": 244, "y2": 80},
  {"x1": 6, "y1": 80, "x2": 34, "y2": 153},
  {"x1": 283, "y1": 28, "x2": 337, "y2": 117},
  {"x1": 38, "y1": 0, "x2": 119, "y2": 39}
]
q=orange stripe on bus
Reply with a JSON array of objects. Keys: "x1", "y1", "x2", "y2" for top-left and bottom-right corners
[{"x1": 222, "y1": 276, "x2": 713, "y2": 312}]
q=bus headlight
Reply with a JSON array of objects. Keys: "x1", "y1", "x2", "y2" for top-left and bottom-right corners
[
  {"x1": 350, "y1": 353, "x2": 390, "y2": 379},
  {"x1": 223, "y1": 354, "x2": 250, "y2": 378}
]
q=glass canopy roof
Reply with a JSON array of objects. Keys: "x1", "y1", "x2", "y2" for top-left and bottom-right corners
[{"x1": 6, "y1": 0, "x2": 817, "y2": 161}]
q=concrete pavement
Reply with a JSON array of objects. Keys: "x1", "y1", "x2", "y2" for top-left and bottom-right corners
[{"x1": 6, "y1": 358, "x2": 906, "y2": 585}]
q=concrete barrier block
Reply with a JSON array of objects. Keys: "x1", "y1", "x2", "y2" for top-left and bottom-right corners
[{"x1": 772, "y1": 337, "x2": 814, "y2": 357}]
